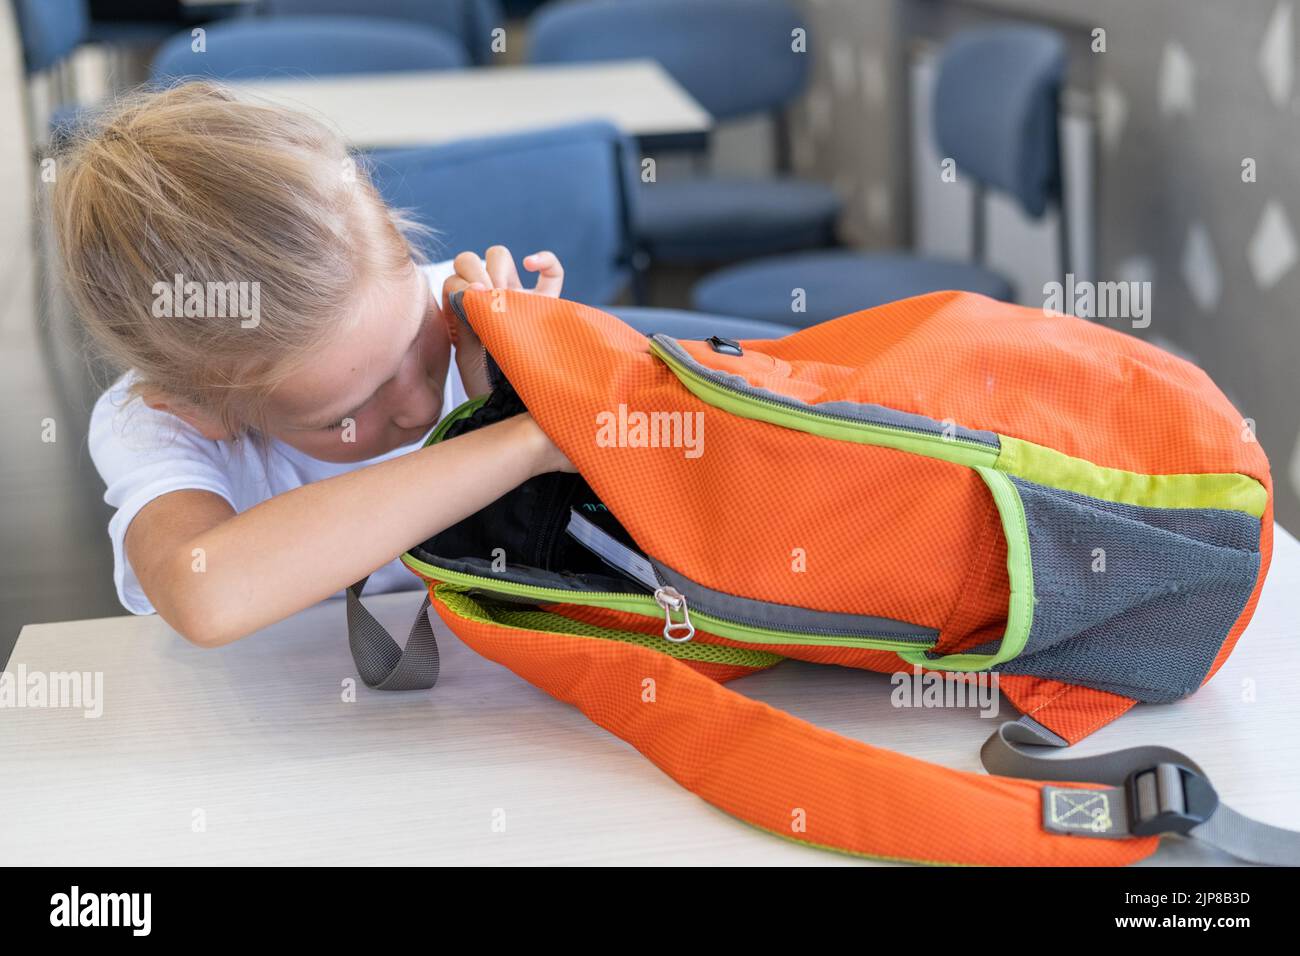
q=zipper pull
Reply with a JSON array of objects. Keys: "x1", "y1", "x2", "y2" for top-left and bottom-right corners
[{"x1": 654, "y1": 586, "x2": 695, "y2": 643}]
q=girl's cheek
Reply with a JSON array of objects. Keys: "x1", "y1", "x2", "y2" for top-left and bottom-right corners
[
  {"x1": 424, "y1": 304, "x2": 453, "y2": 371},
  {"x1": 285, "y1": 417, "x2": 385, "y2": 461}
]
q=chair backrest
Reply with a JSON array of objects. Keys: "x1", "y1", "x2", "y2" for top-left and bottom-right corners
[
  {"x1": 933, "y1": 24, "x2": 1067, "y2": 218},
  {"x1": 366, "y1": 121, "x2": 638, "y2": 306},
  {"x1": 262, "y1": 0, "x2": 502, "y2": 64},
  {"x1": 150, "y1": 15, "x2": 467, "y2": 82},
  {"x1": 11, "y1": 0, "x2": 89, "y2": 73},
  {"x1": 528, "y1": 0, "x2": 807, "y2": 122}
]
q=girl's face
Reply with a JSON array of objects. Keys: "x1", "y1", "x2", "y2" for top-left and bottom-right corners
[{"x1": 265, "y1": 262, "x2": 452, "y2": 463}]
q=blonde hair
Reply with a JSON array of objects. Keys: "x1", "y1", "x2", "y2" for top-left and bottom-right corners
[{"x1": 51, "y1": 80, "x2": 434, "y2": 439}]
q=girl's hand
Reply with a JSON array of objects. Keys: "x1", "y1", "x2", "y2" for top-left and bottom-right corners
[
  {"x1": 517, "y1": 412, "x2": 578, "y2": 475},
  {"x1": 441, "y1": 246, "x2": 565, "y2": 399},
  {"x1": 451, "y1": 245, "x2": 564, "y2": 299},
  {"x1": 441, "y1": 245, "x2": 564, "y2": 317}
]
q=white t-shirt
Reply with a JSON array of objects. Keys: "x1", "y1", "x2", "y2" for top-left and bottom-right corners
[{"x1": 88, "y1": 260, "x2": 468, "y2": 615}]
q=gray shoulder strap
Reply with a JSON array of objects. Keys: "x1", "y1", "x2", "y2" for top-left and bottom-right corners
[
  {"x1": 345, "y1": 577, "x2": 440, "y2": 691},
  {"x1": 983, "y1": 715, "x2": 1300, "y2": 866}
]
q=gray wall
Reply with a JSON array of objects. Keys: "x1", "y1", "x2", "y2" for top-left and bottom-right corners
[{"x1": 790, "y1": 0, "x2": 1300, "y2": 530}]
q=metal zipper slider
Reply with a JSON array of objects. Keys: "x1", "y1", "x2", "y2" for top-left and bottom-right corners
[{"x1": 653, "y1": 586, "x2": 695, "y2": 643}]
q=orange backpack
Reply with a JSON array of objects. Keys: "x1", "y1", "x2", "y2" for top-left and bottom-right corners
[{"x1": 346, "y1": 288, "x2": 1300, "y2": 866}]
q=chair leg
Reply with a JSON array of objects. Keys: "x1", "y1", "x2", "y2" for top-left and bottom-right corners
[
  {"x1": 1055, "y1": 109, "x2": 1073, "y2": 280},
  {"x1": 772, "y1": 110, "x2": 792, "y2": 175},
  {"x1": 630, "y1": 248, "x2": 651, "y2": 306},
  {"x1": 1057, "y1": 197, "x2": 1072, "y2": 280}
]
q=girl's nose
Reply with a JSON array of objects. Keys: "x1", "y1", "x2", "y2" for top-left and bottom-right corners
[
  {"x1": 387, "y1": 374, "x2": 441, "y2": 431},
  {"x1": 390, "y1": 395, "x2": 438, "y2": 430}
]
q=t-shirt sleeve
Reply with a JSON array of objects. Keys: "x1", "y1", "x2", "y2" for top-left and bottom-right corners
[
  {"x1": 422, "y1": 257, "x2": 458, "y2": 299},
  {"x1": 88, "y1": 378, "x2": 238, "y2": 615}
]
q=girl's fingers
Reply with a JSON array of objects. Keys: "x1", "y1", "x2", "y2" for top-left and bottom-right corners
[
  {"x1": 523, "y1": 251, "x2": 564, "y2": 297},
  {"x1": 485, "y1": 245, "x2": 524, "y2": 290},
  {"x1": 452, "y1": 250, "x2": 491, "y2": 287},
  {"x1": 440, "y1": 275, "x2": 486, "y2": 346},
  {"x1": 441, "y1": 271, "x2": 485, "y2": 317},
  {"x1": 443, "y1": 276, "x2": 485, "y2": 296}
]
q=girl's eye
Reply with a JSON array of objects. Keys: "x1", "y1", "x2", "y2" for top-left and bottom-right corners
[{"x1": 322, "y1": 418, "x2": 348, "y2": 432}]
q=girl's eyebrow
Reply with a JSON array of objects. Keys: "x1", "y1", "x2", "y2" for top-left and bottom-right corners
[{"x1": 298, "y1": 279, "x2": 430, "y2": 429}]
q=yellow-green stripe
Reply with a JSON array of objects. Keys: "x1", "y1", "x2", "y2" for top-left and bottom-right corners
[{"x1": 996, "y1": 435, "x2": 1267, "y2": 518}]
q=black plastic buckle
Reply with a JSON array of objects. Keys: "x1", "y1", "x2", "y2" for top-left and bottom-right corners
[
  {"x1": 1124, "y1": 763, "x2": 1219, "y2": 836},
  {"x1": 706, "y1": 335, "x2": 743, "y2": 356}
]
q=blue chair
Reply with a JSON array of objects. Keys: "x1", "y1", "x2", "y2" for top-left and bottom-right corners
[
  {"x1": 692, "y1": 25, "x2": 1068, "y2": 327},
  {"x1": 261, "y1": 0, "x2": 504, "y2": 65},
  {"x1": 86, "y1": 1, "x2": 246, "y2": 50},
  {"x1": 529, "y1": 0, "x2": 840, "y2": 267},
  {"x1": 366, "y1": 122, "x2": 639, "y2": 307},
  {"x1": 150, "y1": 15, "x2": 468, "y2": 82},
  {"x1": 11, "y1": 0, "x2": 88, "y2": 73},
  {"x1": 11, "y1": 0, "x2": 92, "y2": 149},
  {"x1": 611, "y1": 308, "x2": 795, "y2": 341},
  {"x1": 499, "y1": 0, "x2": 546, "y2": 17}
]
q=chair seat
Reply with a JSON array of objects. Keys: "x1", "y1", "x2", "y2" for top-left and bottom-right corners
[
  {"x1": 610, "y1": 306, "x2": 796, "y2": 341},
  {"x1": 637, "y1": 176, "x2": 840, "y2": 263},
  {"x1": 691, "y1": 250, "x2": 1015, "y2": 327}
]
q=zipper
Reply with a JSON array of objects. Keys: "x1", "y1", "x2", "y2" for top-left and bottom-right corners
[
  {"x1": 417, "y1": 303, "x2": 940, "y2": 653},
  {"x1": 401, "y1": 553, "x2": 932, "y2": 652},
  {"x1": 573, "y1": 511, "x2": 697, "y2": 642},
  {"x1": 646, "y1": 335, "x2": 1036, "y2": 672},
  {"x1": 654, "y1": 586, "x2": 694, "y2": 643},
  {"x1": 559, "y1": 507, "x2": 931, "y2": 646},
  {"x1": 449, "y1": 292, "x2": 988, "y2": 455},
  {"x1": 647, "y1": 335, "x2": 1000, "y2": 465}
]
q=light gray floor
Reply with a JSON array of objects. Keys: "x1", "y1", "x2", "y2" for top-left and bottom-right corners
[{"x1": 1, "y1": 35, "x2": 123, "y2": 663}]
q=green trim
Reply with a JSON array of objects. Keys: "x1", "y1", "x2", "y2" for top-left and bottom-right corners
[
  {"x1": 439, "y1": 583, "x2": 971, "y2": 864},
  {"x1": 425, "y1": 347, "x2": 1264, "y2": 676},
  {"x1": 895, "y1": 467, "x2": 1035, "y2": 672},
  {"x1": 404, "y1": 551, "x2": 651, "y2": 614},
  {"x1": 649, "y1": 339, "x2": 1000, "y2": 470},
  {"x1": 650, "y1": 339, "x2": 1032, "y2": 669},
  {"x1": 424, "y1": 394, "x2": 490, "y2": 447},
  {"x1": 745, "y1": 818, "x2": 971, "y2": 867},
  {"x1": 401, "y1": 553, "x2": 933, "y2": 652},
  {"x1": 996, "y1": 435, "x2": 1267, "y2": 519},
  {"x1": 436, "y1": 585, "x2": 784, "y2": 668}
]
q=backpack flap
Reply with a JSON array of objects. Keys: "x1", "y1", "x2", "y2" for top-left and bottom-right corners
[{"x1": 339, "y1": 288, "x2": 1295, "y2": 865}]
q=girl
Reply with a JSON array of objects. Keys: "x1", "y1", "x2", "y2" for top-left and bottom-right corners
[{"x1": 52, "y1": 81, "x2": 576, "y2": 647}]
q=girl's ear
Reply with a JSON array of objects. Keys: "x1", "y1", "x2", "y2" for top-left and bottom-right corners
[{"x1": 139, "y1": 387, "x2": 235, "y2": 441}]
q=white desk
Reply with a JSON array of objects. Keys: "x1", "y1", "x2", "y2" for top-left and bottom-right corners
[
  {"x1": 229, "y1": 60, "x2": 713, "y2": 149},
  {"x1": 4, "y1": 527, "x2": 1299, "y2": 866}
]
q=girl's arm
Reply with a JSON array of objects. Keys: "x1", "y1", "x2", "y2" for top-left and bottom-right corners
[{"x1": 126, "y1": 413, "x2": 572, "y2": 648}]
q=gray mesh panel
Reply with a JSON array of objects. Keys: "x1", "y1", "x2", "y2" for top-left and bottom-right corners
[{"x1": 996, "y1": 477, "x2": 1261, "y2": 703}]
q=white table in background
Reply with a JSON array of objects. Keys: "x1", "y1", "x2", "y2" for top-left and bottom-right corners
[
  {"x1": 229, "y1": 59, "x2": 713, "y2": 149},
  {"x1": 4, "y1": 527, "x2": 1299, "y2": 866}
]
